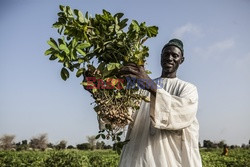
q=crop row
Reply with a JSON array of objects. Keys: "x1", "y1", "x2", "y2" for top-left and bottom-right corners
[
  {"x1": 0, "y1": 149, "x2": 249, "y2": 167},
  {"x1": 0, "y1": 150, "x2": 119, "y2": 167},
  {"x1": 200, "y1": 148, "x2": 250, "y2": 167}
]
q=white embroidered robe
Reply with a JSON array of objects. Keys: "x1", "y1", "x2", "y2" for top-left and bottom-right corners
[{"x1": 119, "y1": 77, "x2": 202, "y2": 167}]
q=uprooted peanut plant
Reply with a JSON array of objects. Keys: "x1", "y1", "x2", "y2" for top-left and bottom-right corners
[{"x1": 45, "y1": 5, "x2": 158, "y2": 151}]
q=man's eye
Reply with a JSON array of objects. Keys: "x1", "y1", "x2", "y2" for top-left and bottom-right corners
[
  {"x1": 173, "y1": 54, "x2": 178, "y2": 58},
  {"x1": 162, "y1": 53, "x2": 168, "y2": 57}
]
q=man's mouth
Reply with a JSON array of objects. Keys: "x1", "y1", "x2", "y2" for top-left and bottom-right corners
[{"x1": 165, "y1": 63, "x2": 174, "y2": 68}]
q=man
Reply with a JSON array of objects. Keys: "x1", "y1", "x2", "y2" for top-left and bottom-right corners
[{"x1": 119, "y1": 39, "x2": 202, "y2": 167}]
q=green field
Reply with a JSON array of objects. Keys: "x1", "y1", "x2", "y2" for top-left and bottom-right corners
[
  {"x1": 0, "y1": 148, "x2": 249, "y2": 167},
  {"x1": 200, "y1": 148, "x2": 250, "y2": 167}
]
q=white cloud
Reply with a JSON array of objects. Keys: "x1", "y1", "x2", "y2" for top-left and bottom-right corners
[
  {"x1": 208, "y1": 39, "x2": 235, "y2": 52},
  {"x1": 172, "y1": 23, "x2": 202, "y2": 39},
  {"x1": 193, "y1": 38, "x2": 235, "y2": 59}
]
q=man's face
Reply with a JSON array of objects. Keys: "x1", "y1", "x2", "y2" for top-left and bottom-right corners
[{"x1": 161, "y1": 45, "x2": 184, "y2": 74}]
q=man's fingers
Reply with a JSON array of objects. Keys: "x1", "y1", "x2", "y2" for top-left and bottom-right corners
[
  {"x1": 119, "y1": 66, "x2": 139, "y2": 75},
  {"x1": 120, "y1": 74, "x2": 138, "y2": 79},
  {"x1": 122, "y1": 65, "x2": 138, "y2": 70}
]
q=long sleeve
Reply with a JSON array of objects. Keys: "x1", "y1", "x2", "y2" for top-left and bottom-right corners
[{"x1": 150, "y1": 84, "x2": 198, "y2": 130}]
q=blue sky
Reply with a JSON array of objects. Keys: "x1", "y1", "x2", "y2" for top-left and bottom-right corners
[{"x1": 0, "y1": 0, "x2": 249, "y2": 146}]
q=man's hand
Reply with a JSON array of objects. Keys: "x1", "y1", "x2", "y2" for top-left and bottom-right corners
[{"x1": 119, "y1": 63, "x2": 157, "y2": 96}]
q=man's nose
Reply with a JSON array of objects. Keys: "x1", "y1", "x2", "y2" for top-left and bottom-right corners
[{"x1": 167, "y1": 54, "x2": 174, "y2": 61}]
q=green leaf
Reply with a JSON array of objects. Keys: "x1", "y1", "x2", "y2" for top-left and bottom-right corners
[
  {"x1": 102, "y1": 68, "x2": 112, "y2": 77},
  {"x1": 81, "y1": 82, "x2": 88, "y2": 86},
  {"x1": 117, "y1": 136, "x2": 121, "y2": 142},
  {"x1": 76, "y1": 68, "x2": 85, "y2": 77},
  {"x1": 108, "y1": 25, "x2": 115, "y2": 32},
  {"x1": 59, "y1": 5, "x2": 65, "y2": 11},
  {"x1": 44, "y1": 48, "x2": 54, "y2": 55},
  {"x1": 117, "y1": 41, "x2": 123, "y2": 47},
  {"x1": 78, "y1": 58, "x2": 85, "y2": 64},
  {"x1": 85, "y1": 11, "x2": 89, "y2": 19},
  {"x1": 71, "y1": 38, "x2": 77, "y2": 47},
  {"x1": 97, "y1": 62, "x2": 106, "y2": 71},
  {"x1": 76, "y1": 42, "x2": 91, "y2": 49},
  {"x1": 117, "y1": 131, "x2": 123, "y2": 136},
  {"x1": 47, "y1": 38, "x2": 58, "y2": 51},
  {"x1": 58, "y1": 17, "x2": 66, "y2": 24},
  {"x1": 76, "y1": 48, "x2": 86, "y2": 56},
  {"x1": 146, "y1": 26, "x2": 159, "y2": 37},
  {"x1": 114, "y1": 13, "x2": 124, "y2": 20},
  {"x1": 66, "y1": 6, "x2": 73, "y2": 16},
  {"x1": 102, "y1": 9, "x2": 111, "y2": 17},
  {"x1": 74, "y1": 9, "x2": 85, "y2": 23},
  {"x1": 119, "y1": 18, "x2": 128, "y2": 29},
  {"x1": 59, "y1": 44, "x2": 70, "y2": 54},
  {"x1": 107, "y1": 64, "x2": 115, "y2": 71},
  {"x1": 64, "y1": 61, "x2": 70, "y2": 68},
  {"x1": 58, "y1": 38, "x2": 65, "y2": 45},
  {"x1": 115, "y1": 24, "x2": 120, "y2": 32},
  {"x1": 73, "y1": 9, "x2": 78, "y2": 15},
  {"x1": 145, "y1": 70, "x2": 152, "y2": 74},
  {"x1": 134, "y1": 52, "x2": 143, "y2": 60},
  {"x1": 131, "y1": 20, "x2": 140, "y2": 32},
  {"x1": 95, "y1": 134, "x2": 101, "y2": 139},
  {"x1": 107, "y1": 63, "x2": 121, "y2": 71},
  {"x1": 105, "y1": 124, "x2": 111, "y2": 130},
  {"x1": 73, "y1": 63, "x2": 80, "y2": 69},
  {"x1": 70, "y1": 49, "x2": 77, "y2": 60},
  {"x1": 49, "y1": 55, "x2": 57, "y2": 60},
  {"x1": 52, "y1": 22, "x2": 62, "y2": 28},
  {"x1": 58, "y1": 27, "x2": 64, "y2": 35},
  {"x1": 78, "y1": 10, "x2": 85, "y2": 23},
  {"x1": 54, "y1": 53, "x2": 64, "y2": 61},
  {"x1": 101, "y1": 134, "x2": 106, "y2": 139},
  {"x1": 60, "y1": 67, "x2": 70, "y2": 81}
]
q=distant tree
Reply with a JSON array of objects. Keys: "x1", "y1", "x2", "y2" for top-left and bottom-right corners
[
  {"x1": 76, "y1": 143, "x2": 90, "y2": 150},
  {"x1": 67, "y1": 145, "x2": 75, "y2": 149},
  {"x1": 203, "y1": 140, "x2": 213, "y2": 148},
  {"x1": 56, "y1": 140, "x2": 67, "y2": 150},
  {"x1": 241, "y1": 144, "x2": 246, "y2": 148},
  {"x1": 218, "y1": 140, "x2": 226, "y2": 148},
  {"x1": 20, "y1": 140, "x2": 29, "y2": 150},
  {"x1": 203, "y1": 140, "x2": 208, "y2": 147},
  {"x1": 103, "y1": 145, "x2": 112, "y2": 149},
  {"x1": 96, "y1": 141, "x2": 105, "y2": 149},
  {"x1": 230, "y1": 145, "x2": 240, "y2": 149},
  {"x1": 15, "y1": 142, "x2": 21, "y2": 151},
  {"x1": 47, "y1": 142, "x2": 55, "y2": 149},
  {"x1": 87, "y1": 135, "x2": 97, "y2": 150},
  {"x1": 29, "y1": 133, "x2": 48, "y2": 151},
  {"x1": 0, "y1": 134, "x2": 15, "y2": 150},
  {"x1": 16, "y1": 139, "x2": 29, "y2": 151},
  {"x1": 16, "y1": 140, "x2": 28, "y2": 151},
  {"x1": 22, "y1": 140, "x2": 28, "y2": 145}
]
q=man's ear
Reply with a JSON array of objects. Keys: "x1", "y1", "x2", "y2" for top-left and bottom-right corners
[{"x1": 180, "y1": 57, "x2": 185, "y2": 64}]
